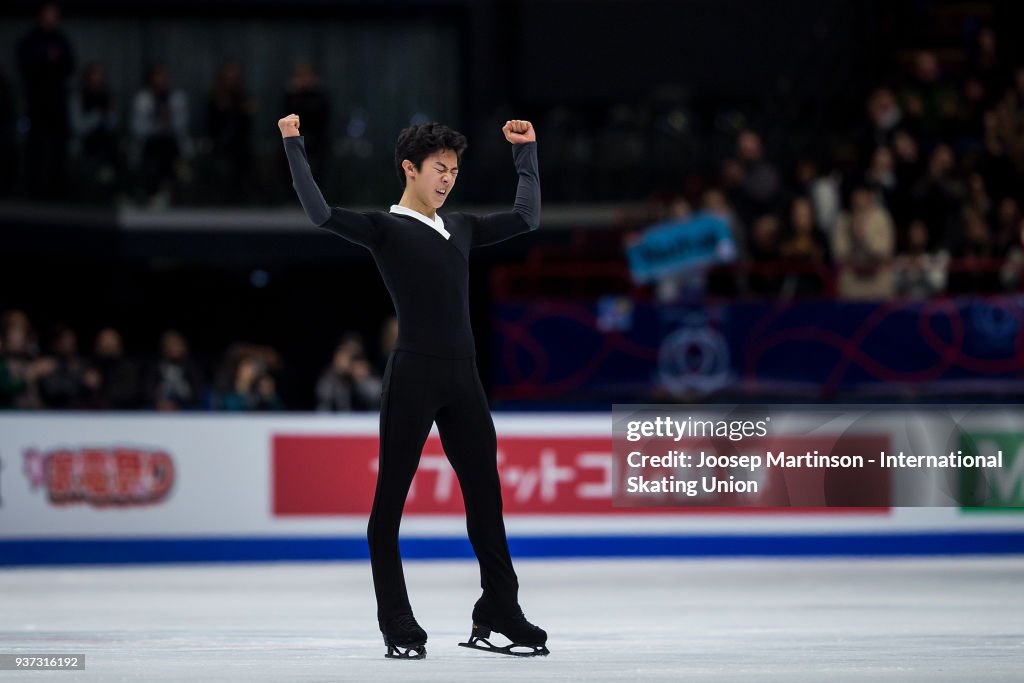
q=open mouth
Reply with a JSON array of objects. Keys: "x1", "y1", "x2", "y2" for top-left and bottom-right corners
[{"x1": 435, "y1": 189, "x2": 447, "y2": 198}]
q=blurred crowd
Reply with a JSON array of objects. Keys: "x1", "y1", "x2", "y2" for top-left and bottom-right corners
[
  {"x1": 654, "y1": 32, "x2": 1024, "y2": 300},
  {"x1": 0, "y1": 308, "x2": 397, "y2": 412},
  {"x1": 4, "y1": 4, "x2": 1024, "y2": 413},
  {"x1": 0, "y1": 2, "x2": 332, "y2": 207}
]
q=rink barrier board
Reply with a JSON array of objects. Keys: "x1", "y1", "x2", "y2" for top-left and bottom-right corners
[
  {"x1": 3, "y1": 532, "x2": 1024, "y2": 566},
  {"x1": 4, "y1": 412, "x2": 1024, "y2": 566}
]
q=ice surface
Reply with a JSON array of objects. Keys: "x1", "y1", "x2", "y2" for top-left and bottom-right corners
[{"x1": 2, "y1": 557, "x2": 1022, "y2": 682}]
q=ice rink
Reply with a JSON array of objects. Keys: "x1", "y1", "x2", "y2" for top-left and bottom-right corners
[{"x1": 2, "y1": 556, "x2": 1022, "y2": 682}]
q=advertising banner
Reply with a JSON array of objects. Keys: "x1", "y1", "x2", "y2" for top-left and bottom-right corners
[
  {"x1": 492, "y1": 295, "x2": 1024, "y2": 401},
  {"x1": 1, "y1": 413, "x2": 1022, "y2": 564}
]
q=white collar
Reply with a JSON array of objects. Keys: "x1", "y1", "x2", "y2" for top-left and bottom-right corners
[{"x1": 389, "y1": 204, "x2": 450, "y2": 240}]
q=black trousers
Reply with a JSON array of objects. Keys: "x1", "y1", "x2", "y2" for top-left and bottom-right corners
[{"x1": 368, "y1": 348, "x2": 519, "y2": 622}]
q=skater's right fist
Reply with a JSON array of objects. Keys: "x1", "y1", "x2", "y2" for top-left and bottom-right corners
[{"x1": 279, "y1": 114, "x2": 300, "y2": 138}]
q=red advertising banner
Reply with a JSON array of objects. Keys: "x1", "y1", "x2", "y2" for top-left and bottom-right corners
[
  {"x1": 23, "y1": 447, "x2": 175, "y2": 507},
  {"x1": 272, "y1": 434, "x2": 614, "y2": 515},
  {"x1": 272, "y1": 434, "x2": 891, "y2": 515}
]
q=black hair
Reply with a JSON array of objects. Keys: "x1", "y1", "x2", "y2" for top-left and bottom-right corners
[{"x1": 394, "y1": 122, "x2": 467, "y2": 188}]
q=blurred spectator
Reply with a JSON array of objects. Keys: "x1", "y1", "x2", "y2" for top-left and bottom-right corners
[
  {"x1": 911, "y1": 144, "x2": 964, "y2": 250},
  {"x1": 283, "y1": 60, "x2": 329, "y2": 179},
  {"x1": 993, "y1": 198, "x2": 1022, "y2": 253},
  {"x1": 207, "y1": 60, "x2": 256, "y2": 202},
  {"x1": 1, "y1": 311, "x2": 39, "y2": 358},
  {"x1": 780, "y1": 197, "x2": 830, "y2": 263},
  {"x1": 745, "y1": 214, "x2": 787, "y2": 296},
  {"x1": 833, "y1": 186, "x2": 895, "y2": 300},
  {"x1": 860, "y1": 88, "x2": 903, "y2": 156},
  {"x1": 70, "y1": 62, "x2": 119, "y2": 201},
  {"x1": 958, "y1": 209, "x2": 993, "y2": 258},
  {"x1": 891, "y1": 130, "x2": 924, "y2": 196},
  {"x1": 36, "y1": 324, "x2": 98, "y2": 408},
  {"x1": 991, "y1": 81, "x2": 1024, "y2": 179},
  {"x1": 703, "y1": 188, "x2": 746, "y2": 259},
  {"x1": 16, "y1": 1, "x2": 75, "y2": 199},
  {"x1": 964, "y1": 172, "x2": 992, "y2": 222},
  {"x1": 720, "y1": 157, "x2": 746, "y2": 218},
  {"x1": 961, "y1": 75, "x2": 988, "y2": 139},
  {"x1": 949, "y1": 209, "x2": 1000, "y2": 293},
  {"x1": 317, "y1": 334, "x2": 382, "y2": 412},
  {"x1": 0, "y1": 310, "x2": 52, "y2": 409},
  {"x1": 651, "y1": 197, "x2": 694, "y2": 303},
  {"x1": 145, "y1": 330, "x2": 204, "y2": 410},
  {"x1": 348, "y1": 356, "x2": 382, "y2": 410},
  {"x1": 663, "y1": 196, "x2": 691, "y2": 220},
  {"x1": 794, "y1": 158, "x2": 841, "y2": 236},
  {"x1": 748, "y1": 214, "x2": 782, "y2": 263},
  {"x1": 979, "y1": 111, "x2": 1018, "y2": 203},
  {"x1": 1002, "y1": 217, "x2": 1024, "y2": 291},
  {"x1": 968, "y1": 27, "x2": 1010, "y2": 112},
  {"x1": 0, "y1": 68, "x2": 17, "y2": 196},
  {"x1": 376, "y1": 316, "x2": 398, "y2": 375},
  {"x1": 315, "y1": 361, "x2": 350, "y2": 412},
  {"x1": 0, "y1": 337, "x2": 30, "y2": 409},
  {"x1": 88, "y1": 327, "x2": 140, "y2": 409},
  {"x1": 894, "y1": 220, "x2": 948, "y2": 299},
  {"x1": 733, "y1": 129, "x2": 782, "y2": 224},
  {"x1": 131, "y1": 63, "x2": 193, "y2": 207},
  {"x1": 212, "y1": 342, "x2": 284, "y2": 408},
  {"x1": 865, "y1": 145, "x2": 909, "y2": 226},
  {"x1": 900, "y1": 50, "x2": 960, "y2": 142},
  {"x1": 220, "y1": 355, "x2": 283, "y2": 411},
  {"x1": 252, "y1": 371, "x2": 284, "y2": 410}
]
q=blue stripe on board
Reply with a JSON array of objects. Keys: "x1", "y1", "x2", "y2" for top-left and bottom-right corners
[{"x1": 2, "y1": 532, "x2": 1024, "y2": 566}]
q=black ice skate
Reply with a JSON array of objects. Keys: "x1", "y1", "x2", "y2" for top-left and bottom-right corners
[
  {"x1": 458, "y1": 600, "x2": 549, "y2": 657},
  {"x1": 380, "y1": 613, "x2": 427, "y2": 659}
]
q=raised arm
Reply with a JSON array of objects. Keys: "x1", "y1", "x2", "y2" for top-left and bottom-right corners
[
  {"x1": 279, "y1": 114, "x2": 379, "y2": 250},
  {"x1": 470, "y1": 119, "x2": 541, "y2": 248}
]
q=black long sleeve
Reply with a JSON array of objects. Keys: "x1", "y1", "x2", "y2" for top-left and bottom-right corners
[
  {"x1": 281, "y1": 134, "x2": 541, "y2": 357},
  {"x1": 468, "y1": 141, "x2": 541, "y2": 248},
  {"x1": 282, "y1": 135, "x2": 380, "y2": 249}
]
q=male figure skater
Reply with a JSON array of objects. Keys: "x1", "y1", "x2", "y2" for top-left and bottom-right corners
[{"x1": 279, "y1": 113, "x2": 548, "y2": 659}]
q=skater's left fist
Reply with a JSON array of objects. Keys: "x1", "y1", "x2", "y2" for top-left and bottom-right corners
[{"x1": 502, "y1": 119, "x2": 536, "y2": 144}]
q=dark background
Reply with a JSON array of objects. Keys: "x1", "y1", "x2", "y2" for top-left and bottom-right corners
[{"x1": 2, "y1": 0, "x2": 1022, "y2": 409}]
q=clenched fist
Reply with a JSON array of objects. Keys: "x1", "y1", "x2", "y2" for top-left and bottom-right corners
[
  {"x1": 279, "y1": 114, "x2": 301, "y2": 138},
  {"x1": 502, "y1": 119, "x2": 536, "y2": 144}
]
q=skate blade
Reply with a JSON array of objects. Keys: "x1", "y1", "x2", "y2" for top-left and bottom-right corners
[
  {"x1": 385, "y1": 643, "x2": 426, "y2": 659},
  {"x1": 458, "y1": 636, "x2": 549, "y2": 657}
]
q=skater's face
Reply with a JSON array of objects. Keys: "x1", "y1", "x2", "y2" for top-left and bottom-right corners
[{"x1": 403, "y1": 149, "x2": 459, "y2": 210}]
